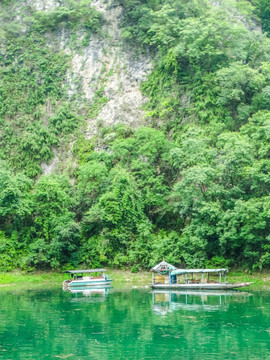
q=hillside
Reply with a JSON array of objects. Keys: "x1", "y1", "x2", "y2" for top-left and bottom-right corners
[{"x1": 0, "y1": 0, "x2": 270, "y2": 271}]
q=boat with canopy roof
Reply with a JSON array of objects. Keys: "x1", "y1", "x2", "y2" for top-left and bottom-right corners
[
  {"x1": 62, "y1": 269, "x2": 112, "y2": 289},
  {"x1": 150, "y1": 261, "x2": 252, "y2": 290}
]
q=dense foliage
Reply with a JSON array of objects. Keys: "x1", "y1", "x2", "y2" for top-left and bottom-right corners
[
  {"x1": 1, "y1": 0, "x2": 270, "y2": 271},
  {"x1": 0, "y1": 0, "x2": 102, "y2": 176},
  {"x1": 253, "y1": 0, "x2": 270, "y2": 36}
]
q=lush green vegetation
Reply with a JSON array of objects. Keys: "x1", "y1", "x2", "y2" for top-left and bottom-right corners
[
  {"x1": 253, "y1": 0, "x2": 270, "y2": 36},
  {"x1": 1, "y1": 0, "x2": 270, "y2": 272},
  {"x1": 0, "y1": 0, "x2": 102, "y2": 177}
]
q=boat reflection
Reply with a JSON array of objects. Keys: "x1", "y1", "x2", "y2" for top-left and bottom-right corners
[
  {"x1": 64, "y1": 286, "x2": 112, "y2": 302},
  {"x1": 152, "y1": 290, "x2": 251, "y2": 315}
]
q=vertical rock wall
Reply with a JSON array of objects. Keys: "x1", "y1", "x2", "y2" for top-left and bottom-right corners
[
  {"x1": 67, "y1": 0, "x2": 153, "y2": 137},
  {"x1": 25, "y1": 0, "x2": 152, "y2": 136}
]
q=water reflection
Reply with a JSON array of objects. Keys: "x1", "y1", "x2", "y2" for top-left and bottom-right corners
[
  {"x1": 64, "y1": 286, "x2": 112, "y2": 302},
  {"x1": 0, "y1": 287, "x2": 270, "y2": 359},
  {"x1": 152, "y1": 290, "x2": 251, "y2": 315}
]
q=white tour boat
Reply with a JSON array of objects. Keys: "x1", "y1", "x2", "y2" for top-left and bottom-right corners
[{"x1": 63, "y1": 269, "x2": 113, "y2": 288}]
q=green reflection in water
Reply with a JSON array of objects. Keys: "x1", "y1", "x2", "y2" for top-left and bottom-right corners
[{"x1": 0, "y1": 287, "x2": 270, "y2": 359}]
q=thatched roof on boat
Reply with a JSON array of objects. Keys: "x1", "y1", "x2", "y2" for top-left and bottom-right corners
[
  {"x1": 151, "y1": 261, "x2": 177, "y2": 274},
  {"x1": 171, "y1": 268, "x2": 228, "y2": 276}
]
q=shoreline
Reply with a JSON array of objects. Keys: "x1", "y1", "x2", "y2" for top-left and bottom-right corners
[{"x1": 0, "y1": 269, "x2": 269, "y2": 290}]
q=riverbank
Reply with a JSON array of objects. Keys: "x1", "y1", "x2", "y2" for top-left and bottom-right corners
[
  {"x1": 0, "y1": 269, "x2": 152, "y2": 289},
  {"x1": 0, "y1": 269, "x2": 270, "y2": 290}
]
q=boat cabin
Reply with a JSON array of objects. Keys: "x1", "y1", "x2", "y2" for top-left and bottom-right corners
[
  {"x1": 169, "y1": 269, "x2": 228, "y2": 285},
  {"x1": 64, "y1": 269, "x2": 108, "y2": 281},
  {"x1": 151, "y1": 262, "x2": 229, "y2": 286}
]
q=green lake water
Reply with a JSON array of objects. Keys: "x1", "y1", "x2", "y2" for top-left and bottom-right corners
[{"x1": 0, "y1": 287, "x2": 270, "y2": 359}]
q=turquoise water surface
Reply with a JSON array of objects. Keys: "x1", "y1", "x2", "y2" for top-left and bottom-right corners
[{"x1": 0, "y1": 287, "x2": 270, "y2": 359}]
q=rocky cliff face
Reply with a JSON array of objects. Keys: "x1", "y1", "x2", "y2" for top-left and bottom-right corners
[
  {"x1": 29, "y1": 0, "x2": 152, "y2": 136},
  {"x1": 21, "y1": 0, "x2": 153, "y2": 174}
]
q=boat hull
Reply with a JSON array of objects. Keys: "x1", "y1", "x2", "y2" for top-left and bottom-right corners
[
  {"x1": 64, "y1": 279, "x2": 113, "y2": 288},
  {"x1": 151, "y1": 282, "x2": 252, "y2": 290}
]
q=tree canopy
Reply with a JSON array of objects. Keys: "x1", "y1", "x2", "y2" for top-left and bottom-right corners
[{"x1": 1, "y1": 0, "x2": 270, "y2": 271}]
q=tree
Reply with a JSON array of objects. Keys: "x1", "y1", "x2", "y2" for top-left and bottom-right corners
[
  {"x1": 0, "y1": 166, "x2": 32, "y2": 228},
  {"x1": 25, "y1": 175, "x2": 79, "y2": 269},
  {"x1": 217, "y1": 63, "x2": 265, "y2": 124},
  {"x1": 218, "y1": 197, "x2": 270, "y2": 269},
  {"x1": 82, "y1": 166, "x2": 151, "y2": 267}
]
